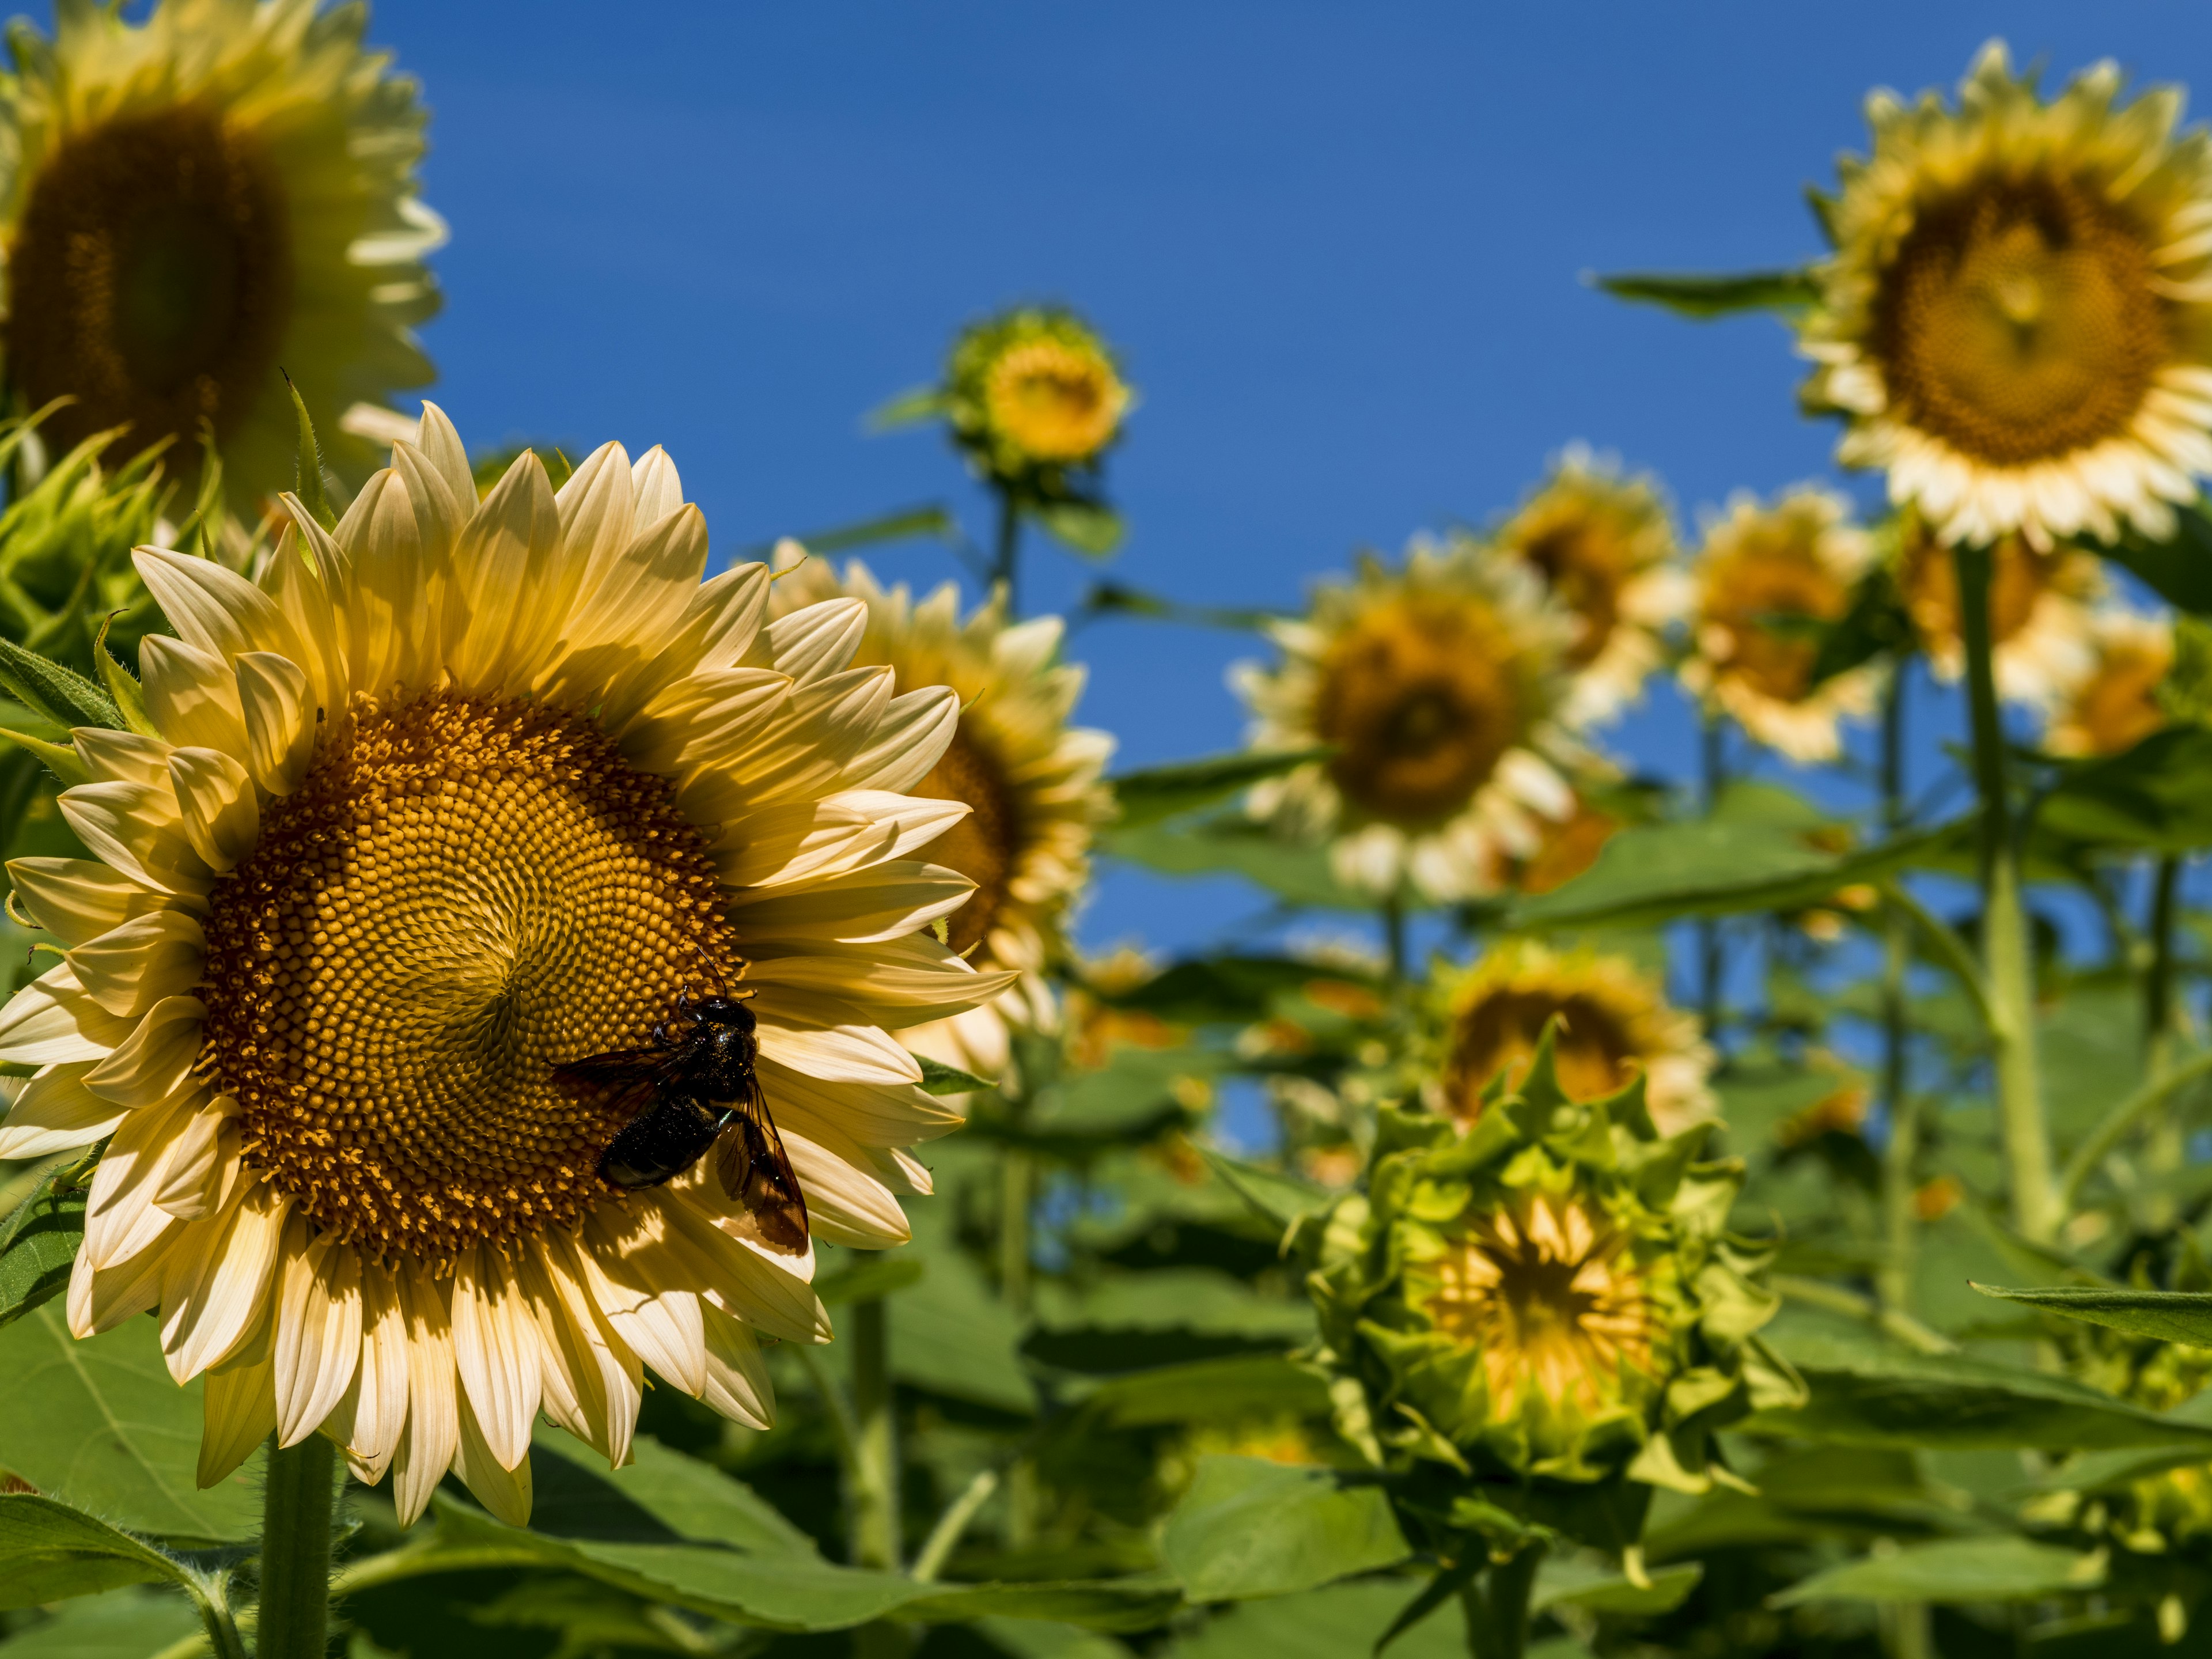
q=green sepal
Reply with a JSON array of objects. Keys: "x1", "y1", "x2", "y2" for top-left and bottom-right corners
[
  {"x1": 92, "y1": 612, "x2": 156, "y2": 738},
  {"x1": 283, "y1": 369, "x2": 337, "y2": 532},
  {"x1": 0, "y1": 635, "x2": 124, "y2": 731}
]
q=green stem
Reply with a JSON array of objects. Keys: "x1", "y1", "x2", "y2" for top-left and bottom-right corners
[
  {"x1": 1878, "y1": 881, "x2": 1993, "y2": 1030},
  {"x1": 1698, "y1": 714, "x2": 1727, "y2": 1048},
  {"x1": 1953, "y1": 541, "x2": 2056, "y2": 1244},
  {"x1": 2147, "y1": 854, "x2": 2183, "y2": 1081},
  {"x1": 1383, "y1": 893, "x2": 1408, "y2": 984},
  {"x1": 850, "y1": 1296, "x2": 900, "y2": 1571},
  {"x1": 910, "y1": 1465, "x2": 999, "y2": 1582},
  {"x1": 1772, "y1": 1272, "x2": 1956, "y2": 1354},
  {"x1": 1461, "y1": 1541, "x2": 1546, "y2": 1659},
  {"x1": 180, "y1": 1570, "x2": 249, "y2": 1659},
  {"x1": 255, "y1": 1433, "x2": 336, "y2": 1659},
  {"x1": 991, "y1": 490, "x2": 1022, "y2": 618},
  {"x1": 2056, "y1": 1045, "x2": 2212, "y2": 1209},
  {"x1": 1877, "y1": 673, "x2": 1916, "y2": 1316}
]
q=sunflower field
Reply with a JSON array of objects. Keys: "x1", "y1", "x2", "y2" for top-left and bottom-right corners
[{"x1": 18, "y1": 6, "x2": 2212, "y2": 1658}]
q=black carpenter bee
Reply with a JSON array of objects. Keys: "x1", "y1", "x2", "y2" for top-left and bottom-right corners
[{"x1": 553, "y1": 987, "x2": 809, "y2": 1255}]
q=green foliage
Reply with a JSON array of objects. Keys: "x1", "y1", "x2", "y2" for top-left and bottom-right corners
[
  {"x1": 1157, "y1": 1456, "x2": 1409, "y2": 1602},
  {"x1": 1588, "y1": 267, "x2": 1820, "y2": 319},
  {"x1": 0, "y1": 1166, "x2": 85, "y2": 1331}
]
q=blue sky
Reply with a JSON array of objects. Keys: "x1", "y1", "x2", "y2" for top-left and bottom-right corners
[{"x1": 86, "y1": 1, "x2": 2212, "y2": 955}]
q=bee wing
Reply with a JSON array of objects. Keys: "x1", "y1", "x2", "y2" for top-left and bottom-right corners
[
  {"x1": 716, "y1": 1077, "x2": 809, "y2": 1256},
  {"x1": 553, "y1": 1047, "x2": 684, "y2": 1124}
]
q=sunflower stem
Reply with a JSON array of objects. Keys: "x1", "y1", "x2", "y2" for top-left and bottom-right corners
[
  {"x1": 1383, "y1": 893, "x2": 1408, "y2": 983},
  {"x1": 1697, "y1": 713, "x2": 1726, "y2": 1050},
  {"x1": 1877, "y1": 671, "x2": 1916, "y2": 1316},
  {"x1": 850, "y1": 1295, "x2": 902, "y2": 1572},
  {"x1": 991, "y1": 488, "x2": 1022, "y2": 618},
  {"x1": 2147, "y1": 853, "x2": 2183, "y2": 1081},
  {"x1": 1459, "y1": 1540, "x2": 1545, "y2": 1659},
  {"x1": 255, "y1": 1431, "x2": 337, "y2": 1659},
  {"x1": 1953, "y1": 540, "x2": 2056, "y2": 1244},
  {"x1": 181, "y1": 1568, "x2": 249, "y2": 1659}
]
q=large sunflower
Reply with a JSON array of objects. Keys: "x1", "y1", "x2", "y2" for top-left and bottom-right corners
[
  {"x1": 768, "y1": 553, "x2": 1113, "y2": 1080},
  {"x1": 1493, "y1": 446, "x2": 1687, "y2": 727},
  {"x1": 0, "y1": 408, "x2": 1006, "y2": 1524},
  {"x1": 1233, "y1": 535, "x2": 1582, "y2": 904},
  {"x1": 2046, "y1": 606, "x2": 2173, "y2": 757},
  {"x1": 1800, "y1": 41, "x2": 2212, "y2": 549},
  {"x1": 0, "y1": 0, "x2": 444, "y2": 507},
  {"x1": 1680, "y1": 487, "x2": 1881, "y2": 763},
  {"x1": 1894, "y1": 513, "x2": 2101, "y2": 707}
]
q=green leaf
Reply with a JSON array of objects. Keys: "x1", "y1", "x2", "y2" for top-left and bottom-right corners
[
  {"x1": 1509, "y1": 820, "x2": 1945, "y2": 931},
  {"x1": 1200, "y1": 1149, "x2": 1328, "y2": 1232},
  {"x1": 1030, "y1": 1268, "x2": 1314, "y2": 1374},
  {"x1": 1747, "y1": 1332, "x2": 2212, "y2": 1452},
  {"x1": 1589, "y1": 267, "x2": 1820, "y2": 319},
  {"x1": 866, "y1": 385, "x2": 947, "y2": 430},
  {"x1": 2083, "y1": 496, "x2": 2212, "y2": 616},
  {"x1": 530, "y1": 1428, "x2": 820, "y2": 1558},
  {"x1": 1029, "y1": 1042, "x2": 1218, "y2": 1141},
  {"x1": 1767, "y1": 1535, "x2": 2105, "y2": 1607},
  {"x1": 1033, "y1": 500, "x2": 1124, "y2": 558},
  {"x1": 0, "y1": 1166, "x2": 86, "y2": 1331},
  {"x1": 1100, "y1": 812, "x2": 1370, "y2": 911},
  {"x1": 1535, "y1": 1559, "x2": 1701, "y2": 1615},
  {"x1": 889, "y1": 1233, "x2": 1035, "y2": 1414},
  {"x1": 1109, "y1": 750, "x2": 1334, "y2": 833},
  {"x1": 0, "y1": 1494, "x2": 189, "y2": 1611},
  {"x1": 763, "y1": 503, "x2": 962, "y2": 560},
  {"x1": 1077, "y1": 582, "x2": 1283, "y2": 633},
  {"x1": 0, "y1": 1305, "x2": 264, "y2": 1542},
  {"x1": 1073, "y1": 1354, "x2": 1334, "y2": 1429},
  {"x1": 913, "y1": 1055, "x2": 993, "y2": 1096},
  {"x1": 0, "y1": 1588, "x2": 201, "y2": 1657},
  {"x1": 1159, "y1": 1455, "x2": 1409, "y2": 1603},
  {"x1": 0, "y1": 637, "x2": 125, "y2": 732},
  {"x1": 1089, "y1": 950, "x2": 1371, "y2": 1024},
  {"x1": 1809, "y1": 569, "x2": 1912, "y2": 689},
  {"x1": 908, "y1": 1578, "x2": 1183, "y2": 1633},
  {"x1": 2037, "y1": 728, "x2": 2212, "y2": 853},
  {"x1": 1969, "y1": 1282, "x2": 2212, "y2": 1346},
  {"x1": 1166, "y1": 1580, "x2": 1461, "y2": 1659},
  {"x1": 283, "y1": 370, "x2": 336, "y2": 531},
  {"x1": 815, "y1": 1253, "x2": 926, "y2": 1306}
]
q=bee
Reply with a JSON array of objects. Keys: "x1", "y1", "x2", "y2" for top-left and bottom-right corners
[{"x1": 552, "y1": 985, "x2": 808, "y2": 1255}]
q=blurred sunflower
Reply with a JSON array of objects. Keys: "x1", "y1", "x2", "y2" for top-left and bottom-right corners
[
  {"x1": 1894, "y1": 515, "x2": 2101, "y2": 707},
  {"x1": 0, "y1": 410, "x2": 1006, "y2": 1524},
  {"x1": 1482, "y1": 791, "x2": 1623, "y2": 896},
  {"x1": 2047, "y1": 607, "x2": 2173, "y2": 757},
  {"x1": 945, "y1": 308, "x2": 1130, "y2": 489},
  {"x1": 770, "y1": 553, "x2": 1113, "y2": 1081},
  {"x1": 1680, "y1": 486, "x2": 1881, "y2": 764},
  {"x1": 0, "y1": 0, "x2": 444, "y2": 507},
  {"x1": 1431, "y1": 941, "x2": 1714, "y2": 1136},
  {"x1": 1800, "y1": 41, "x2": 2212, "y2": 549},
  {"x1": 1234, "y1": 534, "x2": 1583, "y2": 903},
  {"x1": 1494, "y1": 446, "x2": 1687, "y2": 726}
]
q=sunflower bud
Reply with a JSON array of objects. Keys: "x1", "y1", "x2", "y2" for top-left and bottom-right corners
[
  {"x1": 945, "y1": 307, "x2": 1131, "y2": 490},
  {"x1": 1308, "y1": 1027, "x2": 1797, "y2": 1506}
]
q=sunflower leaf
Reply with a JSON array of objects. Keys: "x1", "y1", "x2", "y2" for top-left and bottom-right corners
[
  {"x1": 1159, "y1": 1455, "x2": 1409, "y2": 1603},
  {"x1": 0, "y1": 1168, "x2": 85, "y2": 1332},
  {"x1": 912, "y1": 1055, "x2": 993, "y2": 1097},
  {"x1": 282, "y1": 370, "x2": 336, "y2": 532},
  {"x1": 1767, "y1": 1535, "x2": 2104, "y2": 1607},
  {"x1": 1108, "y1": 749, "x2": 1333, "y2": 832},
  {"x1": 866, "y1": 385, "x2": 947, "y2": 431},
  {"x1": 0, "y1": 1494, "x2": 191, "y2": 1611},
  {"x1": 1589, "y1": 267, "x2": 1821, "y2": 319},
  {"x1": 1969, "y1": 1282, "x2": 2212, "y2": 1346},
  {"x1": 1032, "y1": 499, "x2": 1124, "y2": 558},
  {"x1": 2082, "y1": 495, "x2": 2212, "y2": 615},
  {"x1": 0, "y1": 636, "x2": 124, "y2": 731}
]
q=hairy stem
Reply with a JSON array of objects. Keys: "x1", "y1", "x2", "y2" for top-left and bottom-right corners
[
  {"x1": 850, "y1": 1296, "x2": 901, "y2": 1571},
  {"x1": 1953, "y1": 541, "x2": 2056, "y2": 1244},
  {"x1": 255, "y1": 1433, "x2": 336, "y2": 1659}
]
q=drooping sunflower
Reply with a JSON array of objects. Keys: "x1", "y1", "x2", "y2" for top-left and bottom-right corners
[
  {"x1": 1493, "y1": 446, "x2": 1687, "y2": 727},
  {"x1": 1234, "y1": 535, "x2": 1584, "y2": 903},
  {"x1": 1800, "y1": 41, "x2": 2212, "y2": 550},
  {"x1": 0, "y1": 408, "x2": 1006, "y2": 1524},
  {"x1": 944, "y1": 308, "x2": 1130, "y2": 491},
  {"x1": 1430, "y1": 941, "x2": 1714, "y2": 1137},
  {"x1": 1680, "y1": 487, "x2": 1881, "y2": 764},
  {"x1": 0, "y1": 0, "x2": 444, "y2": 507},
  {"x1": 1894, "y1": 514, "x2": 2101, "y2": 707},
  {"x1": 2046, "y1": 607, "x2": 2173, "y2": 757},
  {"x1": 768, "y1": 553, "x2": 1113, "y2": 1080}
]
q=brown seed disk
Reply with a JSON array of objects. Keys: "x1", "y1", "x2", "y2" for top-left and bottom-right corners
[
  {"x1": 911, "y1": 730, "x2": 1017, "y2": 956},
  {"x1": 198, "y1": 691, "x2": 739, "y2": 1264}
]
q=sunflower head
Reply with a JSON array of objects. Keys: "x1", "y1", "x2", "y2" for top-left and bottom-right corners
[
  {"x1": 0, "y1": 0, "x2": 444, "y2": 507},
  {"x1": 2044, "y1": 608, "x2": 2174, "y2": 757},
  {"x1": 1893, "y1": 512, "x2": 2100, "y2": 702},
  {"x1": 945, "y1": 308, "x2": 1130, "y2": 487},
  {"x1": 1680, "y1": 487, "x2": 1880, "y2": 763},
  {"x1": 1800, "y1": 42, "x2": 2212, "y2": 548},
  {"x1": 1308, "y1": 1033, "x2": 1793, "y2": 1498},
  {"x1": 1236, "y1": 536, "x2": 1582, "y2": 902},
  {"x1": 1430, "y1": 941, "x2": 1714, "y2": 1137}
]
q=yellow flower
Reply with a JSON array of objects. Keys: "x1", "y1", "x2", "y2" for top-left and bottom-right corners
[
  {"x1": 1680, "y1": 486, "x2": 1881, "y2": 763},
  {"x1": 1800, "y1": 41, "x2": 2212, "y2": 549},
  {"x1": 0, "y1": 0, "x2": 444, "y2": 507},
  {"x1": 769, "y1": 554, "x2": 1113, "y2": 1081},
  {"x1": 1233, "y1": 535, "x2": 1585, "y2": 902},
  {"x1": 946, "y1": 309, "x2": 1130, "y2": 484},
  {"x1": 1483, "y1": 793, "x2": 1621, "y2": 896},
  {"x1": 1432, "y1": 941, "x2": 1714, "y2": 1136},
  {"x1": 0, "y1": 408, "x2": 1009, "y2": 1525},
  {"x1": 1494, "y1": 446, "x2": 1687, "y2": 726},
  {"x1": 1894, "y1": 515, "x2": 2101, "y2": 707},
  {"x1": 2046, "y1": 607, "x2": 2173, "y2": 757}
]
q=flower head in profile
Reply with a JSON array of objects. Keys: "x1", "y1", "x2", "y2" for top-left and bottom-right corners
[
  {"x1": 1893, "y1": 514, "x2": 2101, "y2": 708},
  {"x1": 0, "y1": 0, "x2": 444, "y2": 507},
  {"x1": 1429, "y1": 941, "x2": 1714, "y2": 1137},
  {"x1": 2046, "y1": 607, "x2": 2173, "y2": 757},
  {"x1": 1233, "y1": 534, "x2": 1585, "y2": 903},
  {"x1": 944, "y1": 308, "x2": 1130, "y2": 490},
  {"x1": 1680, "y1": 487, "x2": 1881, "y2": 764},
  {"x1": 1799, "y1": 41, "x2": 2212, "y2": 549},
  {"x1": 0, "y1": 408, "x2": 1007, "y2": 1525},
  {"x1": 1494, "y1": 447, "x2": 1687, "y2": 726},
  {"x1": 768, "y1": 554, "x2": 1113, "y2": 1080},
  {"x1": 1307, "y1": 1035, "x2": 1794, "y2": 1495}
]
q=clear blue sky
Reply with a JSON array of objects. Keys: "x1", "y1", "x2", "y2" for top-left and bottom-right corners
[{"x1": 70, "y1": 2, "x2": 2212, "y2": 955}]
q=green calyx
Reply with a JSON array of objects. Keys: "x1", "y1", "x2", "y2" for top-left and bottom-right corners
[
  {"x1": 944, "y1": 306, "x2": 1129, "y2": 494},
  {"x1": 1306, "y1": 1024, "x2": 1798, "y2": 1501}
]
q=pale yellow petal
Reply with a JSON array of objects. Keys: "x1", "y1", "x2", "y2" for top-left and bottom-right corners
[
  {"x1": 273, "y1": 1221, "x2": 364, "y2": 1448},
  {"x1": 69, "y1": 908, "x2": 205, "y2": 1018},
  {"x1": 236, "y1": 653, "x2": 317, "y2": 795},
  {"x1": 450, "y1": 1247, "x2": 543, "y2": 1471},
  {"x1": 166, "y1": 748, "x2": 259, "y2": 872},
  {"x1": 6, "y1": 857, "x2": 170, "y2": 947},
  {"x1": 85, "y1": 995, "x2": 207, "y2": 1107},
  {"x1": 0, "y1": 1063, "x2": 123, "y2": 1161},
  {"x1": 139, "y1": 637, "x2": 249, "y2": 759}
]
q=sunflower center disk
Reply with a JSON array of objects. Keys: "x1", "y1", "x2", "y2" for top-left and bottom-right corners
[
  {"x1": 5, "y1": 104, "x2": 292, "y2": 460},
  {"x1": 913, "y1": 730, "x2": 1018, "y2": 957},
  {"x1": 1315, "y1": 598, "x2": 1522, "y2": 826},
  {"x1": 199, "y1": 692, "x2": 738, "y2": 1263},
  {"x1": 1876, "y1": 176, "x2": 2171, "y2": 465},
  {"x1": 1520, "y1": 523, "x2": 1626, "y2": 668},
  {"x1": 1702, "y1": 542, "x2": 1845, "y2": 703},
  {"x1": 1446, "y1": 990, "x2": 1633, "y2": 1120},
  {"x1": 1900, "y1": 530, "x2": 2058, "y2": 647},
  {"x1": 987, "y1": 341, "x2": 1119, "y2": 461},
  {"x1": 1426, "y1": 1200, "x2": 1652, "y2": 1421}
]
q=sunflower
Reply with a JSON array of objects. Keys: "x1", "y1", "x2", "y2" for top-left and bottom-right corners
[
  {"x1": 1233, "y1": 534, "x2": 1583, "y2": 903},
  {"x1": 1494, "y1": 446, "x2": 1687, "y2": 726},
  {"x1": 2046, "y1": 607, "x2": 2173, "y2": 757},
  {"x1": 944, "y1": 308, "x2": 1130, "y2": 489},
  {"x1": 0, "y1": 408, "x2": 1007, "y2": 1525},
  {"x1": 1680, "y1": 487, "x2": 1881, "y2": 764},
  {"x1": 0, "y1": 0, "x2": 444, "y2": 508},
  {"x1": 1800, "y1": 41, "x2": 2212, "y2": 550},
  {"x1": 1482, "y1": 791, "x2": 1622, "y2": 896},
  {"x1": 768, "y1": 553, "x2": 1113, "y2": 1081},
  {"x1": 1894, "y1": 514, "x2": 2101, "y2": 707},
  {"x1": 1430, "y1": 941, "x2": 1714, "y2": 1136}
]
